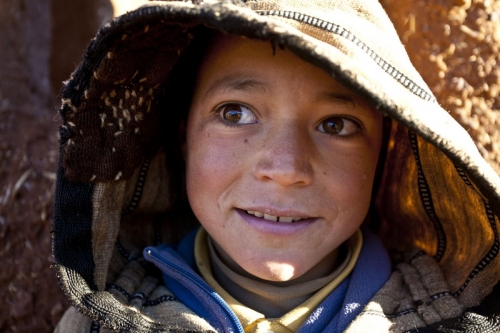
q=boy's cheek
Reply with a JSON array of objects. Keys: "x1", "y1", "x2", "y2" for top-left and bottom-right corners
[
  {"x1": 187, "y1": 136, "x2": 245, "y2": 175},
  {"x1": 185, "y1": 136, "x2": 245, "y2": 209}
]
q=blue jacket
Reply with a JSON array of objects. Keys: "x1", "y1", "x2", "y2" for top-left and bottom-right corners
[{"x1": 144, "y1": 228, "x2": 391, "y2": 333}]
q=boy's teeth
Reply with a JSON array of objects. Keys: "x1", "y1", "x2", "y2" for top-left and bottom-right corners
[
  {"x1": 263, "y1": 214, "x2": 278, "y2": 222},
  {"x1": 246, "y1": 210, "x2": 303, "y2": 222}
]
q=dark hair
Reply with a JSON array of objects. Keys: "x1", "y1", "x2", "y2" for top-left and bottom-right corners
[
  {"x1": 159, "y1": 27, "x2": 218, "y2": 238},
  {"x1": 164, "y1": 27, "x2": 218, "y2": 123}
]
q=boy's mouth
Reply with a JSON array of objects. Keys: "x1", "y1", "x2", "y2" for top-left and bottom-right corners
[{"x1": 245, "y1": 210, "x2": 305, "y2": 223}]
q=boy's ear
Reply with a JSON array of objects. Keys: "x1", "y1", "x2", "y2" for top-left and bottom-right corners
[{"x1": 180, "y1": 120, "x2": 187, "y2": 161}]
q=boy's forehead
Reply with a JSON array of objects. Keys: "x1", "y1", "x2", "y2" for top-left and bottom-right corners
[{"x1": 194, "y1": 34, "x2": 375, "y2": 115}]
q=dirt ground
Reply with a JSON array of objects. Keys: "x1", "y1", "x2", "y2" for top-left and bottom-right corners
[{"x1": 1, "y1": 0, "x2": 499, "y2": 332}]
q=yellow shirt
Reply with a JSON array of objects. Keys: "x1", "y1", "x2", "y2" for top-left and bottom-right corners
[{"x1": 194, "y1": 228, "x2": 363, "y2": 333}]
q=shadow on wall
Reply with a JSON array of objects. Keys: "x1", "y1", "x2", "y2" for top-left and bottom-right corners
[
  {"x1": 0, "y1": 0, "x2": 112, "y2": 332},
  {"x1": 50, "y1": 0, "x2": 149, "y2": 99},
  {"x1": 51, "y1": 0, "x2": 114, "y2": 98}
]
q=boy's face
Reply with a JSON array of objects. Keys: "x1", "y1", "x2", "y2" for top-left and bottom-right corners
[{"x1": 185, "y1": 35, "x2": 383, "y2": 282}]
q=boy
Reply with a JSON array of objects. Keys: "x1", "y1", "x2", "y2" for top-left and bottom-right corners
[{"x1": 53, "y1": 0, "x2": 500, "y2": 332}]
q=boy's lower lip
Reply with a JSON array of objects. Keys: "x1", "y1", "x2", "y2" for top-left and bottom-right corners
[{"x1": 236, "y1": 209, "x2": 317, "y2": 236}]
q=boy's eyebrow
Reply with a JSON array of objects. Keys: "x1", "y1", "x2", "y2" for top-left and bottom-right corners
[
  {"x1": 316, "y1": 91, "x2": 356, "y2": 108},
  {"x1": 203, "y1": 75, "x2": 374, "y2": 116},
  {"x1": 204, "y1": 74, "x2": 270, "y2": 99},
  {"x1": 317, "y1": 91, "x2": 375, "y2": 117}
]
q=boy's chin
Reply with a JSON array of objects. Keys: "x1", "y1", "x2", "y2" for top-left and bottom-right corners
[
  {"x1": 231, "y1": 246, "x2": 341, "y2": 285},
  {"x1": 257, "y1": 262, "x2": 298, "y2": 282},
  {"x1": 215, "y1": 241, "x2": 318, "y2": 283},
  {"x1": 237, "y1": 256, "x2": 327, "y2": 285}
]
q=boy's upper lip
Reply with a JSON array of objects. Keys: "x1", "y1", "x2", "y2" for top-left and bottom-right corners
[{"x1": 237, "y1": 206, "x2": 315, "y2": 219}]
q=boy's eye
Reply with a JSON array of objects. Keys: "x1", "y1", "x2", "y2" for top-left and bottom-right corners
[
  {"x1": 317, "y1": 116, "x2": 359, "y2": 136},
  {"x1": 219, "y1": 103, "x2": 257, "y2": 124}
]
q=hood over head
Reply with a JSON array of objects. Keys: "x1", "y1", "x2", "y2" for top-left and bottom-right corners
[{"x1": 53, "y1": 0, "x2": 500, "y2": 331}]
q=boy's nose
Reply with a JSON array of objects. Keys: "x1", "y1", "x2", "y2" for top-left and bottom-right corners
[{"x1": 254, "y1": 124, "x2": 313, "y2": 187}]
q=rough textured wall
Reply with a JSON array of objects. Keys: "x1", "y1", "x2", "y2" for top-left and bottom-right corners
[
  {"x1": 0, "y1": 0, "x2": 112, "y2": 331},
  {"x1": 1, "y1": 0, "x2": 499, "y2": 332},
  {"x1": 381, "y1": 0, "x2": 500, "y2": 174}
]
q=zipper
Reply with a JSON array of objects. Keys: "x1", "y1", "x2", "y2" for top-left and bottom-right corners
[{"x1": 145, "y1": 247, "x2": 245, "y2": 333}]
